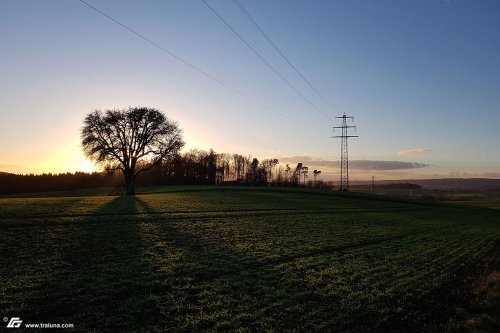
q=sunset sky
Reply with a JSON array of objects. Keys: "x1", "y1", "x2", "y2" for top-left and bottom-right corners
[{"x1": 1, "y1": 0, "x2": 499, "y2": 180}]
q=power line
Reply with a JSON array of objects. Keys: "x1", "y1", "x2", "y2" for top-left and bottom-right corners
[
  {"x1": 232, "y1": 0, "x2": 344, "y2": 117},
  {"x1": 200, "y1": 0, "x2": 333, "y2": 121},
  {"x1": 355, "y1": 136, "x2": 366, "y2": 161},
  {"x1": 77, "y1": 0, "x2": 329, "y2": 135}
]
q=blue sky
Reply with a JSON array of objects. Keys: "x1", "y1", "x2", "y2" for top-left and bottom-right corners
[{"x1": 1, "y1": 0, "x2": 499, "y2": 179}]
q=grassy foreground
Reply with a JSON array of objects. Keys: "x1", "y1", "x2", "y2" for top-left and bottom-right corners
[{"x1": 1, "y1": 186, "x2": 499, "y2": 332}]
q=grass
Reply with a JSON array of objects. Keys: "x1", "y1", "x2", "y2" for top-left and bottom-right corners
[
  {"x1": 436, "y1": 191, "x2": 500, "y2": 210},
  {"x1": 0, "y1": 186, "x2": 499, "y2": 332}
]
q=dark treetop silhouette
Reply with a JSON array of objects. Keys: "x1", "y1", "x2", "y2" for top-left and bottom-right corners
[{"x1": 81, "y1": 107, "x2": 184, "y2": 195}]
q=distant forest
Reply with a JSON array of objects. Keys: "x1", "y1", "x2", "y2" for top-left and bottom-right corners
[{"x1": 0, "y1": 149, "x2": 329, "y2": 195}]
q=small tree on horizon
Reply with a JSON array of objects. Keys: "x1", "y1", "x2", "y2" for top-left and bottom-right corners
[
  {"x1": 284, "y1": 164, "x2": 291, "y2": 184},
  {"x1": 293, "y1": 163, "x2": 303, "y2": 185},
  {"x1": 81, "y1": 107, "x2": 184, "y2": 195},
  {"x1": 301, "y1": 166, "x2": 309, "y2": 187},
  {"x1": 313, "y1": 169, "x2": 321, "y2": 188}
]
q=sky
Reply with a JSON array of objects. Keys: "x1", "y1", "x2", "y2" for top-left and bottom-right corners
[{"x1": 1, "y1": 0, "x2": 499, "y2": 180}]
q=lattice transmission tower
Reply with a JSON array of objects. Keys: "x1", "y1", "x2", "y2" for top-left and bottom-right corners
[{"x1": 333, "y1": 114, "x2": 358, "y2": 191}]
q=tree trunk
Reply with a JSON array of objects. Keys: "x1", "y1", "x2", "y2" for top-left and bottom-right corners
[
  {"x1": 124, "y1": 170, "x2": 135, "y2": 195},
  {"x1": 126, "y1": 178, "x2": 135, "y2": 195}
]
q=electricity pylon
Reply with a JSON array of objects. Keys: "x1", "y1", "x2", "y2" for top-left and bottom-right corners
[{"x1": 333, "y1": 114, "x2": 358, "y2": 191}]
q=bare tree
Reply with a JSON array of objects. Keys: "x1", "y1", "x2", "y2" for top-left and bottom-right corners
[
  {"x1": 269, "y1": 158, "x2": 279, "y2": 184},
  {"x1": 247, "y1": 158, "x2": 259, "y2": 184},
  {"x1": 301, "y1": 166, "x2": 309, "y2": 187},
  {"x1": 285, "y1": 164, "x2": 291, "y2": 184},
  {"x1": 262, "y1": 158, "x2": 279, "y2": 184},
  {"x1": 293, "y1": 163, "x2": 303, "y2": 186},
  {"x1": 81, "y1": 107, "x2": 184, "y2": 195},
  {"x1": 276, "y1": 165, "x2": 284, "y2": 185},
  {"x1": 218, "y1": 153, "x2": 231, "y2": 182},
  {"x1": 232, "y1": 154, "x2": 245, "y2": 181},
  {"x1": 313, "y1": 169, "x2": 321, "y2": 188}
]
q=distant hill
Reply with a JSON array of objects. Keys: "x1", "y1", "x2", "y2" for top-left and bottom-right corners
[
  {"x1": 373, "y1": 183, "x2": 422, "y2": 190},
  {"x1": 352, "y1": 178, "x2": 500, "y2": 191}
]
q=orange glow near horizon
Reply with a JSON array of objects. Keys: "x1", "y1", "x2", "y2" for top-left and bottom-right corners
[
  {"x1": 3, "y1": 155, "x2": 98, "y2": 175},
  {"x1": 37, "y1": 152, "x2": 98, "y2": 174},
  {"x1": 0, "y1": 119, "x2": 221, "y2": 175},
  {"x1": 1, "y1": 134, "x2": 98, "y2": 175}
]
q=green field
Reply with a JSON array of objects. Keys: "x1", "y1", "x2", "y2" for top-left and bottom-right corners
[
  {"x1": 1, "y1": 187, "x2": 499, "y2": 332},
  {"x1": 442, "y1": 192, "x2": 500, "y2": 211}
]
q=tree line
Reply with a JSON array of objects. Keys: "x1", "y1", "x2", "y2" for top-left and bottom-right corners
[
  {"x1": 0, "y1": 172, "x2": 117, "y2": 195},
  {"x1": 0, "y1": 149, "x2": 327, "y2": 195},
  {"x1": 156, "y1": 149, "x2": 325, "y2": 187}
]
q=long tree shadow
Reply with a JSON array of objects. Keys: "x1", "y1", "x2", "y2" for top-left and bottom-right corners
[{"x1": 10, "y1": 196, "x2": 165, "y2": 332}]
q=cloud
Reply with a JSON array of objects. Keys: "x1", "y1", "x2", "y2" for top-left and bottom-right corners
[
  {"x1": 398, "y1": 148, "x2": 432, "y2": 156},
  {"x1": 278, "y1": 156, "x2": 314, "y2": 164},
  {"x1": 276, "y1": 156, "x2": 429, "y2": 171},
  {"x1": 350, "y1": 160, "x2": 429, "y2": 170}
]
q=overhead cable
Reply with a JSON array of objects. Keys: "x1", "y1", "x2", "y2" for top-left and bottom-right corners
[
  {"x1": 201, "y1": 0, "x2": 333, "y2": 121},
  {"x1": 78, "y1": 0, "x2": 329, "y2": 134}
]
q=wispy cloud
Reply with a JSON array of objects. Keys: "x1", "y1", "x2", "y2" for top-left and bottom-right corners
[
  {"x1": 398, "y1": 148, "x2": 432, "y2": 156},
  {"x1": 350, "y1": 160, "x2": 429, "y2": 170},
  {"x1": 277, "y1": 156, "x2": 429, "y2": 171}
]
